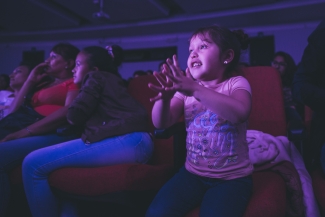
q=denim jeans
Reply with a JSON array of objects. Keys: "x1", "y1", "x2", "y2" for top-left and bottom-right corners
[
  {"x1": 22, "y1": 131, "x2": 154, "y2": 217},
  {"x1": 0, "y1": 133, "x2": 78, "y2": 216},
  {"x1": 146, "y1": 167, "x2": 253, "y2": 217}
]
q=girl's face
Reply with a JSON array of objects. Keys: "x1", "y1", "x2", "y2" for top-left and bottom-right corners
[
  {"x1": 44, "y1": 51, "x2": 70, "y2": 76},
  {"x1": 271, "y1": 55, "x2": 287, "y2": 77},
  {"x1": 187, "y1": 34, "x2": 225, "y2": 81},
  {"x1": 72, "y1": 51, "x2": 92, "y2": 84}
]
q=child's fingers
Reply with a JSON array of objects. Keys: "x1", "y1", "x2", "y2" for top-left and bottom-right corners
[
  {"x1": 185, "y1": 68, "x2": 194, "y2": 79},
  {"x1": 149, "y1": 93, "x2": 163, "y2": 102},
  {"x1": 173, "y1": 55, "x2": 180, "y2": 69},
  {"x1": 153, "y1": 72, "x2": 169, "y2": 87},
  {"x1": 167, "y1": 56, "x2": 183, "y2": 78},
  {"x1": 162, "y1": 70, "x2": 178, "y2": 83},
  {"x1": 148, "y1": 83, "x2": 164, "y2": 92}
]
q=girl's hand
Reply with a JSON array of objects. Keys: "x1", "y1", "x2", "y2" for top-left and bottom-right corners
[
  {"x1": 164, "y1": 55, "x2": 197, "y2": 96},
  {"x1": 148, "y1": 67, "x2": 176, "y2": 102},
  {"x1": 27, "y1": 62, "x2": 49, "y2": 85}
]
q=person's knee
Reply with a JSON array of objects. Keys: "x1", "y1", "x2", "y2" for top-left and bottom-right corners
[{"x1": 22, "y1": 151, "x2": 44, "y2": 177}]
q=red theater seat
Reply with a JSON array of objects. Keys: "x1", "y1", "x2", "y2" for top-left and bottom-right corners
[{"x1": 9, "y1": 67, "x2": 291, "y2": 217}]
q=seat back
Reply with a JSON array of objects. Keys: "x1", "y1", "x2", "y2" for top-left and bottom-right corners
[
  {"x1": 242, "y1": 66, "x2": 287, "y2": 136},
  {"x1": 128, "y1": 75, "x2": 173, "y2": 166}
]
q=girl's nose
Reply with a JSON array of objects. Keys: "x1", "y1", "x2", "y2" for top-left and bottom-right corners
[{"x1": 191, "y1": 51, "x2": 198, "y2": 58}]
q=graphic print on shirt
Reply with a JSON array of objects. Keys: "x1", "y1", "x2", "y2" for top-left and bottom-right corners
[{"x1": 186, "y1": 105, "x2": 238, "y2": 170}]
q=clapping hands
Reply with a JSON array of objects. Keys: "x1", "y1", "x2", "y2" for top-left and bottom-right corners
[{"x1": 148, "y1": 55, "x2": 196, "y2": 102}]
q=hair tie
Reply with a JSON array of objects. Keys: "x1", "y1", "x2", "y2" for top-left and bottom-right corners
[{"x1": 105, "y1": 45, "x2": 115, "y2": 59}]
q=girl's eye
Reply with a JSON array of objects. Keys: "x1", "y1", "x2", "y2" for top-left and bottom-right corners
[
  {"x1": 189, "y1": 49, "x2": 193, "y2": 53},
  {"x1": 200, "y1": 44, "x2": 207, "y2": 49}
]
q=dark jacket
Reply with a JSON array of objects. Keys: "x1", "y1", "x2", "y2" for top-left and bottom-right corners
[
  {"x1": 292, "y1": 18, "x2": 325, "y2": 160},
  {"x1": 67, "y1": 71, "x2": 149, "y2": 143}
]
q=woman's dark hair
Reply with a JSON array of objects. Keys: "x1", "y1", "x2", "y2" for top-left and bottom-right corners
[
  {"x1": 0, "y1": 74, "x2": 10, "y2": 89},
  {"x1": 51, "y1": 43, "x2": 80, "y2": 61},
  {"x1": 273, "y1": 51, "x2": 297, "y2": 87},
  {"x1": 190, "y1": 25, "x2": 250, "y2": 78},
  {"x1": 82, "y1": 45, "x2": 124, "y2": 77}
]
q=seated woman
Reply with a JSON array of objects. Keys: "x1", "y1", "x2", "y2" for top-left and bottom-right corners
[
  {"x1": 271, "y1": 51, "x2": 302, "y2": 123},
  {"x1": 0, "y1": 62, "x2": 34, "y2": 120},
  {"x1": 22, "y1": 45, "x2": 154, "y2": 217},
  {"x1": 0, "y1": 43, "x2": 80, "y2": 216}
]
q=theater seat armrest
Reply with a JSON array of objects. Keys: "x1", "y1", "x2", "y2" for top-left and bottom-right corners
[{"x1": 287, "y1": 119, "x2": 305, "y2": 141}]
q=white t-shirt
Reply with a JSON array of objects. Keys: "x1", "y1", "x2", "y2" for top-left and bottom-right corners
[{"x1": 0, "y1": 90, "x2": 14, "y2": 120}]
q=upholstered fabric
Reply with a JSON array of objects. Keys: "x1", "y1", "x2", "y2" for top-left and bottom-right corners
[{"x1": 243, "y1": 67, "x2": 287, "y2": 136}]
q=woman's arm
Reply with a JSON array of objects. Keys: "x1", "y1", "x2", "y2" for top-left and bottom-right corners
[
  {"x1": 8, "y1": 63, "x2": 49, "y2": 114},
  {"x1": 1, "y1": 89, "x2": 79, "y2": 142}
]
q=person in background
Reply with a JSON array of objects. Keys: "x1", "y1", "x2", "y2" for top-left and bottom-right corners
[
  {"x1": 22, "y1": 45, "x2": 153, "y2": 217},
  {"x1": 133, "y1": 70, "x2": 148, "y2": 78},
  {"x1": 0, "y1": 74, "x2": 10, "y2": 91},
  {"x1": 0, "y1": 43, "x2": 80, "y2": 216},
  {"x1": 146, "y1": 25, "x2": 252, "y2": 217},
  {"x1": 292, "y1": 18, "x2": 325, "y2": 171},
  {"x1": 271, "y1": 51, "x2": 302, "y2": 123},
  {"x1": 0, "y1": 62, "x2": 33, "y2": 120}
]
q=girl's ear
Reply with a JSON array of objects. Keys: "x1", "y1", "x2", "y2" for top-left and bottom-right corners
[
  {"x1": 223, "y1": 49, "x2": 235, "y2": 64},
  {"x1": 92, "y1": 66, "x2": 99, "y2": 71}
]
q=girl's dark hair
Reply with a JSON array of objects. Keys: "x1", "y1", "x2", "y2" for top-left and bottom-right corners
[
  {"x1": 0, "y1": 74, "x2": 10, "y2": 89},
  {"x1": 82, "y1": 45, "x2": 124, "y2": 77},
  {"x1": 51, "y1": 43, "x2": 80, "y2": 61},
  {"x1": 190, "y1": 25, "x2": 250, "y2": 78},
  {"x1": 273, "y1": 51, "x2": 297, "y2": 87}
]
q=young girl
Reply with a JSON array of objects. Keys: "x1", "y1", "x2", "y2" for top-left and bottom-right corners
[
  {"x1": 22, "y1": 45, "x2": 154, "y2": 217},
  {"x1": 146, "y1": 25, "x2": 253, "y2": 217}
]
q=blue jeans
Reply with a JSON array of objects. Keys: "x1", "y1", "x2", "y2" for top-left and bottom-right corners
[
  {"x1": 0, "y1": 133, "x2": 78, "y2": 216},
  {"x1": 146, "y1": 167, "x2": 253, "y2": 217},
  {"x1": 22, "y1": 132, "x2": 154, "y2": 217}
]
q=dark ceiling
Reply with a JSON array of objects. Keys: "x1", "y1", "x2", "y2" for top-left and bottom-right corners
[{"x1": 1, "y1": 0, "x2": 325, "y2": 43}]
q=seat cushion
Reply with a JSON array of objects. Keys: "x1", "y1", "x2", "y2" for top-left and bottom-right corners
[{"x1": 48, "y1": 163, "x2": 173, "y2": 196}]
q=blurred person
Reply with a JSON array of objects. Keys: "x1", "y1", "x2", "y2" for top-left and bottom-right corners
[
  {"x1": 22, "y1": 45, "x2": 153, "y2": 217},
  {"x1": 292, "y1": 18, "x2": 325, "y2": 171},
  {"x1": 271, "y1": 51, "x2": 302, "y2": 123},
  {"x1": 133, "y1": 70, "x2": 148, "y2": 78},
  {"x1": 0, "y1": 43, "x2": 80, "y2": 216},
  {"x1": 0, "y1": 62, "x2": 33, "y2": 120},
  {"x1": 0, "y1": 74, "x2": 10, "y2": 91}
]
